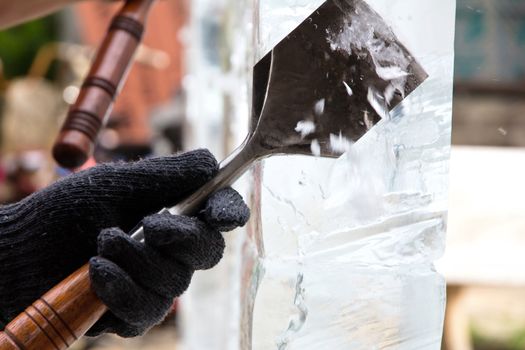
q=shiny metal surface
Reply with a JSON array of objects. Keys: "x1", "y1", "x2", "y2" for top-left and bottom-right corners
[{"x1": 131, "y1": 0, "x2": 427, "y2": 241}]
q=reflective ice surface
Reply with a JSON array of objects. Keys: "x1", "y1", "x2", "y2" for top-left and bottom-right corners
[{"x1": 180, "y1": 1, "x2": 455, "y2": 349}]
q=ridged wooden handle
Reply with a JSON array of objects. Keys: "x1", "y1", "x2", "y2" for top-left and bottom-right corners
[
  {"x1": 53, "y1": 0, "x2": 157, "y2": 169},
  {"x1": 0, "y1": 264, "x2": 107, "y2": 350}
]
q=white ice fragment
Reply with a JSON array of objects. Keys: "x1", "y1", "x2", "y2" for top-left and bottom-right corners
[
  {"x1": 314, "y1": 99, "x2": 325, "y2": 116},
  {"x1": 310, "y1": 139, "x2": 321, "y2": 157},
  {"x1": 342, "y1": 81, "x2": 353, "y2": 96},
  {"x1": 329, "y1": 132, "x2": 353, "y2": 153},
  {"x1": 363, "y1": 110, "x2": 374, "y2": 130},
  {"x1": 295, "y1": 120, "x2": 316, "y2": 138},
  {"x1": 326, "y1": 0, "x2": 412, "y2": 99},
  {"x1": 498, "y1": 127, "x2": 508, "y2": 136},
  {"x1": 367, "y1": 87, "x2": 389, "y2": 120},
  {"x1": 375, "y1": 66, "x2": 409, "y2": 80}
]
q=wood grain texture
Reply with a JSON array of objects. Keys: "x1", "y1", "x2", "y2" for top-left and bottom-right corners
[
  {"x1": 0, "y1": 264, "x2": 107, "y2": 350},
  {"x1": 53, "y1": 0, "x2": 157, "y2": 169}
]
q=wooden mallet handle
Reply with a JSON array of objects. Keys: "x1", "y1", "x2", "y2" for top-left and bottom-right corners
[
  {"x1": 0, "y1": 264, "x2": 106, "y2": 350},
  {"x1": 53, "y1": 0, "x2": 157, "y2": 169}
]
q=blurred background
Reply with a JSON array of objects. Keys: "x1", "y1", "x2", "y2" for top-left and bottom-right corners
[
  {"x1": 439, "y1": 1, "x2": 525, "y2": 350},
  {"x1": 0, "y1": 0, "x2": 523, "y2": 349}
]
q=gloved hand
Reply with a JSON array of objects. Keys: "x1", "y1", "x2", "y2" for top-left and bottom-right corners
[{"x1": 0, "y1": 149, "x2": 250, "y2": 337}]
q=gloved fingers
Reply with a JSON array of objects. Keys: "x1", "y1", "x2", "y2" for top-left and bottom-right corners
[
  {"x1": 45, "y1": 149, "x2": 219, "y2": 231},
  {"x1": 121, "y1": 149, "x2": 218, "y2": 195},
  {"x1": 97, "y1": 228, "x2": 193, "y2": 298},
  {"x1": 143, "y1": 213, "x2": 225, "y2": 270},
  {"x1": 105, "y1": 149, "x2": 217, "y2": 207},
  {"x1": 87, "y1": 312, "x2": 148, "y2": 338},
  {"x1": 200, "y1": 187, "x2": 250, "y2": 231},
  {"x1": 89, "y1": 256, "x2": 174, "y2": 329}
]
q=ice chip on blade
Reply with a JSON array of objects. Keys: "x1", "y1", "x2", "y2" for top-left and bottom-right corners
[
  {"x1": 327, "y1": 0, "x2": 413, "y2": 103},
  {"x1": 295, "y1": 120, "x2": 316, "y2": 138},
  {"x1": 375, "y1": 66, "x2": 410, "y2": 80}
]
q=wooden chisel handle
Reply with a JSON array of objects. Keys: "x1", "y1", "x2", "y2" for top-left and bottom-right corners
[
  {"x1": 53, "y1": 0, "x2": 157, "y2": 169},
  {"x1": 0, "y1": 264, "x2": 106, "y2": 350}
]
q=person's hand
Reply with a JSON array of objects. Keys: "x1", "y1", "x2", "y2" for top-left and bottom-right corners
[{"x1": 0, "y1": 149, "x2": 250, "y2": 337}]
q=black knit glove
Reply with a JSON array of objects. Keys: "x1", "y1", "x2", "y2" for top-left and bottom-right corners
[{"x1": 0, "y1": 149, "x2": 250, "y2": 337}]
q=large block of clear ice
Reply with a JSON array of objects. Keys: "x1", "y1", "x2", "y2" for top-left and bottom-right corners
[{"x1": 180, "y1": 1, "x2": 455, "y2": 349}]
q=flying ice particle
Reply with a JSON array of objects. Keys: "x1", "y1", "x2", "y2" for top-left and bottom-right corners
[
  {"x1": 329, "y1": 132, "x2": 353, "y2": 153},
  {"x1": 310, "y1": 139, "x2": 321, "y2": 157},
  {"x1": 295, "y1": 120, "x2": 316, "y2": 138},
  {"x1": 314, "y1": 99, "x2": 325, "y2": 116},
  {"x1": 343, "y1": 81, "x2": 354, "y2": 96}
]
